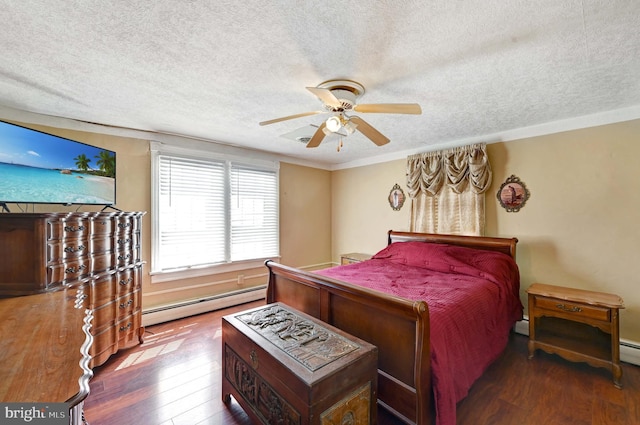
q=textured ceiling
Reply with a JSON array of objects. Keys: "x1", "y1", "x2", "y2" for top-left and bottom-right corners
[{"x1": 1, "y1": 1, "x2": 639, "y2": 169}]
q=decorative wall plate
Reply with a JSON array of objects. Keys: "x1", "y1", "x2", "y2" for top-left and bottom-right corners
[
  {"x1": 388, "y1": 183, "x2": 405, "y2": 211},
  {"x1": 497, "y1": 175, "x2": 530, "y2": 212}
]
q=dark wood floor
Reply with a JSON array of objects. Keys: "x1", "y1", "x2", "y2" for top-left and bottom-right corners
[{"x1": 84, "y1": 300, "x2": 640, "y2": 425}]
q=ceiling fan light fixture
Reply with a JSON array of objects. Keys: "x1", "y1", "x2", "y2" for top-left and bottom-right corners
[
  {"x1": 343, "y1": 119, "x2": 357, "y2": 135},
  {"x1": 325, "y1": 116, "x2": 341, "y2": 133}
]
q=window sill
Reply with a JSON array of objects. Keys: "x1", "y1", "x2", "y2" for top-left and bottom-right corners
[{"x1": 150, "y1": 256, "x2": 280, "y2": 284}]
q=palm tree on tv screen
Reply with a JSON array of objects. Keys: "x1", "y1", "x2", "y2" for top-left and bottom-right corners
[
  {"x1": 95, "y1": 150, "x2": 115, "y2": 178},
  {"x1": 74, "y1": 154, "x2": 91, "y2": 172}
]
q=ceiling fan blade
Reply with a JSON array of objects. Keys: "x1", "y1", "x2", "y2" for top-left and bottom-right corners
[
  {"x1": 353, "y1": 103, "x2": 422, "y2": 114},
  {"x1": 349, "y1": 116, "x2": 390, "y2": 146},
  {"x1": 259, "y1": 111, "x2": 325, "y2": 126},
  {"x1": 306, "y1": 122, "x2": 327, "y2": 148},
  {"x1": 306, "y1": 87, "x2": 342, "y2": 109}
]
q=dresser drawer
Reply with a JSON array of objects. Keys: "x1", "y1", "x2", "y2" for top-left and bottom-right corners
[
  {"x1": 534, "y1": 296, "x2": 610, "y2": 321},
  {"x1": 116, "y1": 289, "x2": 140, "y2": 320},
  {"x1": 91, "y1": 235, "x2": 115, "y2": 255},
  {"x1": 116, "y1": 235, "x2": 133, "y2": 249},
  {"x1": 117, "y1": 313, "x2": 138, "y2": 336},
  {"x1": 92, "y1": 252, "x2": 115, "y2": 274},
  {"x1": 48, "y1": 218, "x2": 90, "y2": 241},
  {"x1": 47, "y1": 239, "x2": 89, "y2": 262},
  {"x1": 90, "y1": 326, "x2": 117, "y2": 367},
  {"x1": 90, "y1": 273, "x2": 117, "y2": 307},
  {"x1": 116, "y1": 269, "x2": 136, "y2": 298},
  {"x1": 116, "y1": 217, "x2": 134, "y2": 237},
  {"x1": 92, "y1": 301, "x2": 117, "y2": 334},
  {"x1": 116, "y1": 248, "x2": 134, "y2": 267},
  {"x1": 46, "y1": 219, "x2": 65, "y2": 240},
  {"x1": 117, "y1": 311, "x2": 142, "y2": 346},
  {"x1": 91, "y1": 217, "x2": 115, "y2": 236},
  {"x1": 48, "y1": 258, "x2": 91, "y2": 284}
]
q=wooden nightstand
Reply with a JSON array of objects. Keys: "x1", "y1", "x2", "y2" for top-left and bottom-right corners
[
  {"x1": 527, "y1": 283, "x2": 625, "y2": 388},
  {"x1": 340, "y1": 253, "x2": 372, "y2": 265}
]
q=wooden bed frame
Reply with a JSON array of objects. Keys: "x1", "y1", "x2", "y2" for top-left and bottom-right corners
[{"x1": 265, "y1": 230, "x2": 518, "y2": 425}]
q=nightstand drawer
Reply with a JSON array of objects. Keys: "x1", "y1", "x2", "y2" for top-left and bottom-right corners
[{"x1": 534, "y1": 296, "x2": 610, "y2": 321}]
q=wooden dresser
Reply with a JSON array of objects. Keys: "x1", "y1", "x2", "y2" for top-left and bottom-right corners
[
  {"x1": 223, "y1": 303, "x2": 378, "y2": 425},
  {"x1": 0, "y1": 211, "x2": 145, "y2": 367}
]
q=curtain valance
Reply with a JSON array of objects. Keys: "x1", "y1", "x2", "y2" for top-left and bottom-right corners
[{"x1": 406, "y1": 143, "x2": 492, "y2": 198}]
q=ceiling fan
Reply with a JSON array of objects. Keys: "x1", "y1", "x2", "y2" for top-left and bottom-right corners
[{"x1": 259, "y1": 80, "x2": 422, "y2": 148}]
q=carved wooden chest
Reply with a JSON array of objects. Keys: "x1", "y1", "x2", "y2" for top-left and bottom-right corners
[{"x1": 222, "y1": 302, "x2": 378, "y2": 425}]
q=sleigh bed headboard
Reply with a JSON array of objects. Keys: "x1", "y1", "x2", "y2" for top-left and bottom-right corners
[{"x1": 387, "y1": 230, "x2": 518, "y2": 260}]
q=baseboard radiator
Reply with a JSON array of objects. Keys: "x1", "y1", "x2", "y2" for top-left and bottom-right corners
[
  {"x1": 142, "y1": 285, "x2": 267, "y2": 327},
  {"x1": 140, "y1": 263, "x2": 332, "y2": 328},
  {"x1": 514, "y1": 318, "x2": 640, "y2": 367}
]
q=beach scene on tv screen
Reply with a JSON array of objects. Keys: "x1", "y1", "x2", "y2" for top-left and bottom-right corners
[{"x1": 0, "y1": 123, "x2": 116, "y2": 205}]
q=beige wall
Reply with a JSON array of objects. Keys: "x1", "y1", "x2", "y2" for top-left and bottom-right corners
[
  {"x1": 331, "y1": 160, "x2": 412, "y2": 257},
  {"x1": 486, "y1": 120, "x2": 640, "y2": 341},
  {"x1": 8, "y1": 118, "x2": 639, "y2": 342},
  {"x1": 279, "y1": 162, "x2": 332, "y2": 267},
  {"x1": 330, "y1": 119, "x2": 640, "y2": 342}
]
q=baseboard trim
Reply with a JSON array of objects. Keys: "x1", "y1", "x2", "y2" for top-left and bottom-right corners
[
  {"x1": 514, "y1": 317, "x2": 640, "y2": 367},
  {"x1": 142, "y1": 285, "x2": 267, "y2": 327},
  {"x1": 142, "y1": 296, "x2": 640, "y2": 367}
]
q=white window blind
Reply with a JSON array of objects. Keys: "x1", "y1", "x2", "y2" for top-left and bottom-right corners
[
  {"x1": 155, "y1": 152, "x2": 279, "y2": 273},
  {"x1": 230, "y1": 164, "x2": 279, "y2": 261},
  {"x1": 157, "y1": 155, "x2": 226, "y2": 270}
]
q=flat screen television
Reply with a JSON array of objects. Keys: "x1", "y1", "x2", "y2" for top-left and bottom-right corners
[{"x1": 0, "y1": 120, "x2": 116, "y2": 206}]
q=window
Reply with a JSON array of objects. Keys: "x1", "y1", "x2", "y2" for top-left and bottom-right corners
[
  {"x1": 151, "y1": 142, "x2": 279, "y2": 275},
  {"x1": 230, "y1": 164, "x2": 279, "y2": 261}
]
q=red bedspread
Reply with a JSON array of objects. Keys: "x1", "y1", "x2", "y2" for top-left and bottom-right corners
[{"x1": 314, "y1": 241, "x2": 522, "y2": 425}]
